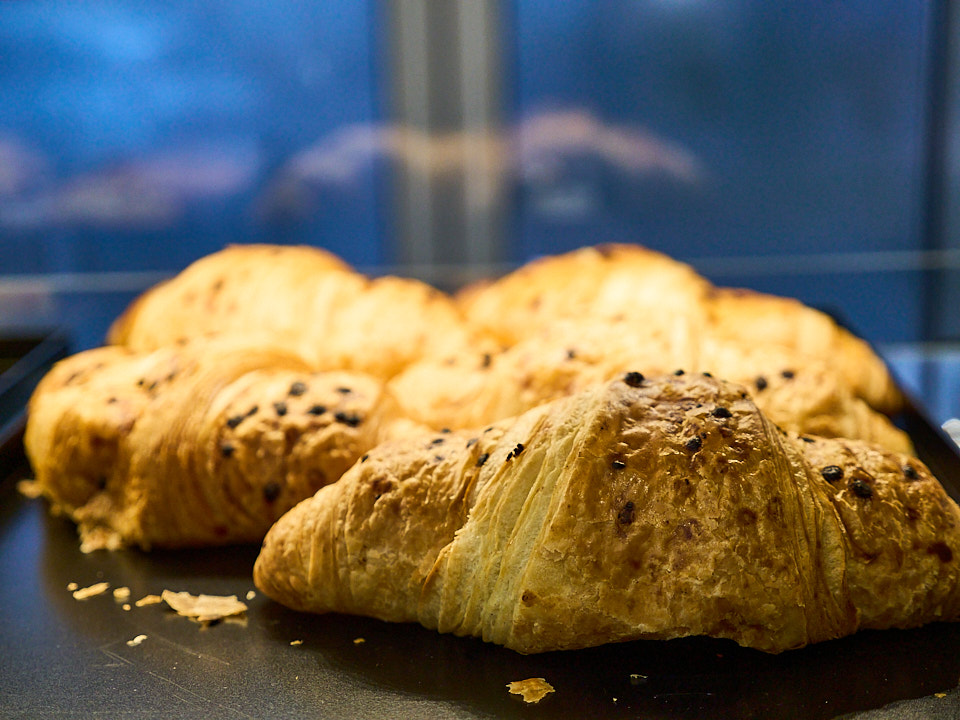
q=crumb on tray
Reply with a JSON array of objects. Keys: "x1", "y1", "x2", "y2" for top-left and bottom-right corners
[
  {"x1": 72, "y1": 582, "x2": 110, "y2": 600},
  {"x1": 160, "y1": 589, "x2": 247, "y2": 623},
  {"x1": 506, "y1": 677, "x2": 555, "y2": 704}
]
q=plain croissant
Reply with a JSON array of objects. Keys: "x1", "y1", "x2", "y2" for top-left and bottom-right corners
[
  {"x1": 388, "y1": 318, "x2": 912, "y2": 454},
  {"x1": 24, "y1": 335, "x2": 416, "y2": 551},
  {"x1": 457, "y1": 244, "x2": 902, "y2": 414},
  {"x1": 254, "y1": 372, "x2": 960, "y2": 654},
  {"x1": 107, "y1": 243, "x2": 484, "y2": 379}
]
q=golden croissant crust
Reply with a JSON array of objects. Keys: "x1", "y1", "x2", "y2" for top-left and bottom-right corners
[
  {"x1": 457, "y1": 244, "x2": 902, "y2": 414},
  {"x1": 388, "y1": 319, "x2": 912, "y2": 454},
  {"x1": 24, "y1": 335, "x2": 413, "y2": 551},
  {"x1": 107, "y1": 243, "x2": 481, "y2": 379},
  {"x1": 254, "y1": 372, "x2": 960, "y2": 654}
]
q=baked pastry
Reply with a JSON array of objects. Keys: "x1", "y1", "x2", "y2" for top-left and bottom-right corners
[
  {"x1": 23, "y1": 335, "x2": 418, "y2": 551},
  {"x1": 108, "y1": 244, "x2": 482, "y2": 379},
  {"x1": 457, "y1": 244, "x2": 902, "y2": 414},
  {"x1": 387, "y1": 319, "x2": 912, "y2": 454},
  {"x1": 254, "y1": 372, "x2": 960, "y2": 654}
]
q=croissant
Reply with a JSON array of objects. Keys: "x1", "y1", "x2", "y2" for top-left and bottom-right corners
[
  {"x1": 107, "y1": 244, "x2": 482, "y2": 379},
  {"x1": 24, "y1": 335, "x2": 416, "y2": 551},
  {"x1": 388, "y1": 319, "x2": 912, "y2": 454},
  {"x1": 457, "y1": 244, "x2": 902, "y2": 414},
  {"x1": 254, "y1": 372, "x2": 960, "y2": 654}
]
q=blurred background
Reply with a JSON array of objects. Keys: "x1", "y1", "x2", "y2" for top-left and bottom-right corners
[{"x1": 0, "y1": 0, "x2": 958, "y2": 424}]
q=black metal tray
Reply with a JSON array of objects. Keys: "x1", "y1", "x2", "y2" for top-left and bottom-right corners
[{"x1": 2, "y1": 338, "x2": 960, "y2": 719}]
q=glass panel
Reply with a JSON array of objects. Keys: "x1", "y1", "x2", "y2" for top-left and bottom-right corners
[{"x1": 510, "y1": 0, "x2": 931, "y2": 344}]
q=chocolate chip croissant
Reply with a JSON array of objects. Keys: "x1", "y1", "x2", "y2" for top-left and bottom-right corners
[
  {"x1": 388, "y1": 318, "x2": 912, "y2": 454},
  {"x1": 23, "y1": 335, "x2": 416, "y2": 551},
  {"x1": 107, "y1": 243, "x2": 482, "y2": 380},
  {"x1": 254, "y1": 372, "x2": 960, "y2": 654},
  {"x1": 457, "y1": 244, "x2": 903, "y2": 414}
]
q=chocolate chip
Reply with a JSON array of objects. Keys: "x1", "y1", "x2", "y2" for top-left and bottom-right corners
[
  {"x1": 623, "y1": 371, "x2": 645, "y2": 387},
  {"x1": 903, "y1": 464, "x2": 919, "y2": 481},
  {"x1": 220, "y1": 442, "x2": 235, "y2": 459},
  {"x1": 755, "y1": 376, "x2": 768, "y2": 392},
  {"x1": 336, "y1": 387, "x2": 352, "y2": 394},
  {"x1": 821, "y1": 465, "x2": 844, "y2": 482},
  {"x1": 263, "y1": 482, "x2": 281, "y2": 502},
  {"x1": 685, "y1": 436, "x2": 703, "y2": 452},
  {"x1": 611, "y1": 459, "x2": 626, "y2": 470},
  {"x1": 566, "y1": 349, "x2": 577, "y2": 360},
  {"x1": 288, "y1": 381, "x2": 308, "y2": 397},
  {"x1": 781, "y1": 369, "x2": 795, "y2": 379},
  {"x1": 506, "y1": 443, "x2": 525, "y2": 460},
  {"x1": 273, "y1": 401, "x2": 288, "y2": 416},
  {"x1": 928, "y1": 541, "x2": 954, "y2": 563},
  {"x1": 431, "y1": 437, "x2": 445, "y2": 445},
  {"x1": 307, "y1": 404, "x2": 326, "y2": 416},
  {"x1": 466, "y1": 437, "x2": 478, "y2": 448},
  {"x1": 361, "y1": 454, "x2": 369, "y2": 463},
  {"x1": 711, "y1": 407, "x2": 732, "y2": 419},
  {"x1": 850, "y1": 478, "x2": 873, "y2": 499},
  {"x1": 476, "y1": 453, "x2": 489, "y2": 467},
  {"x1": 334, "y1": 411, "x2": 362, "y2": 427},
  {"x1": 674, "y1": 369, "x2": 685, "y2": 376},
  {"x1": 226, "y1": 415, "x2": 245, "y2": 429},
  {"x1": 481, "y1": 353, "x2": 492, "y2": 368},
  {"x1": 617, "y1": 501, "x2": 635, "y2": 525},
  {"x1": 702, "y1": 372, "x2": 713, "y2": 378}
]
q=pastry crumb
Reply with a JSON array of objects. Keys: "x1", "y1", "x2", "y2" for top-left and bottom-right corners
[
  {"x1": 135, "y1": 594, "x2": 163, "y2": 607},
  {"x1": 935, "y1": 693, "x2": 947, "y2": 699},
  {"x1": 245, "y1": 590, "x2": 256, "y2": 601},
  {"x1": 160, "y1": 589, "x2": 247, "y2": 623},
  {"x1": 126, "y1": 634, "x2": 147, "y2": 647},
  {"x1": 507, "y1": 678, "x2": 554, "y2": 704},
  {"x1": 66, "y1": 582, "x2": 78, "y2": 592},
  {"x1": 113, "y1": 586, "x2": 131, "y2": 600},
  {"x1": 122, "y1": 604, "x2": 132, "y2": 611},
  {"x1": 290, "y1": 639, "x2": 303, "y2": 646},
  {"x1": 353, "y1": 637, "x2": 365, "y2": 645},
  {"x1": 73, "y1": 582, "x2": 110, "y2": 600}
]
